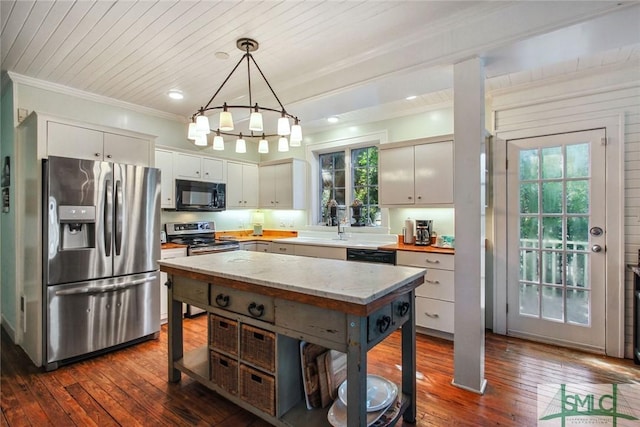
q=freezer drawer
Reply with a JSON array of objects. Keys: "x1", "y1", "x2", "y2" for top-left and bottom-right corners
[{"x1": 46, "y1": 271, "x2": 159, "y2": 368}]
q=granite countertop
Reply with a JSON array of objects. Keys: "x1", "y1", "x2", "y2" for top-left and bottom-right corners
[{"x1": 158, "y1": 251, "x2": 425, "y2": 305}]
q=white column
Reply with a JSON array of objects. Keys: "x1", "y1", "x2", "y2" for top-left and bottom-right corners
[{"x1": 452, "y1": 56, "x2": 487, "y2": 394}]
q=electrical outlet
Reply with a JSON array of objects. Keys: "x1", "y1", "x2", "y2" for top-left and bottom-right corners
[{"x1": 17, "y1": 108, "x2": 28, "y2": 123}]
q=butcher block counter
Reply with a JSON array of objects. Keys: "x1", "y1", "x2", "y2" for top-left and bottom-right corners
[{"x1": 159, "y1": 251, "x2": 425, "y2": 427}]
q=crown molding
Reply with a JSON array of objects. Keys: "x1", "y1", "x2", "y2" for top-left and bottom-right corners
[{"x1": 7, "y1": 71, "x2": 187, "y2": 123}]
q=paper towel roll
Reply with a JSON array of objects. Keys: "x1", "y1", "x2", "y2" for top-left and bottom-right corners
[{"x1": 403, "y1": 218, "x2": 415, "y2": 244}]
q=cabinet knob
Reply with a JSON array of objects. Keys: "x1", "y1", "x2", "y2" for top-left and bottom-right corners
[
  {"x1": 106, "y1": 154, "x2": 112, "y2": 159},
  {"x1": 425, "y1": 312, "x2": 440, "y2": 319},
  {"x1": 417, "y1": 196, "x2": 422, "y2": 200},
  {"x1": 247, "y1": 302, "x2": 265, "y2": 318},
  {"x1": 408, "y1": 196, "x2": 412, "y2": 200},
  {"x1": 95, "y1": 153, "x2": 101, "y2": 157},
  {"x1": 196, "y1": 171, "x2": 200, "y2": 174},
  {"x1": 271, "y1": 201, "x2": 275, "y2": 204},
  {"x1": 205, "y1": 172, "x2": 209, "y2": 176}
]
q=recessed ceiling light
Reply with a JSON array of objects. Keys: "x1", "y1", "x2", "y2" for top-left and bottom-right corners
[
  {"x1": 215, "y1": 51, "x2": 230, "y2": 60},
  {"x1": 405, "y1": 95, "x2": 417, "y2": 100},
  {"x1": 327, "y1": 116, "x2": 339, "y2": 123},
  {"x1": 168, "y1": 90, "x2": 184, "y2": 100}
]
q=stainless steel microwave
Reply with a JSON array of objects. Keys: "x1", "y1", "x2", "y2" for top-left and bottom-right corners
[{"x1": 175, "y1": 179, "x2": 226, "y2": 211}]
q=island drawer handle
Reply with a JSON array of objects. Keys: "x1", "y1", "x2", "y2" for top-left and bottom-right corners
[
  {"x1": 397, "y1": 302, "x2": 410, "y2": 317},
  {"x1": 218, "y1": 359, "x2": 229, "y2": 367},
  {"x1": 425, "y1": 312, "x2": 440, "y2": 319},
  {"x1": 425, "y1": 279, "x2": 440, "y2": 284},
  {"x1": 248, "y1": 302, "x2": 265, "y2": 318},
  {"x1": 377, "y1": 315, "x2": 391, "y2": 333},
  {"x1": 425, "y1": 259, "x2": 440, "y2": 264},
  {"x1": 215, "y1": 294, "x2": 230, "y2": 307},
  {"x1": 251, "y1": 374, "x2": 263, "y2": 383}
]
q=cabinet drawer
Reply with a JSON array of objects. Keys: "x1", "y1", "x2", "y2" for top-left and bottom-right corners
[
  {"x1": 276, "y1": 300, "x2": 346, "y2": 345},
  {"x1": 415, "y1": 269, "x2": 454, "y2": 302},
  {"x1": 397, "y1": 251, "x2": 454, "y2": 270},
  {"x1": 172, "y1": 277, "x2": 208, "y2": 304},
  {"x1": 210, "y1": 351, "x2": 238, "y2": 395},
  {"x1": 270, "y1": 243, "x2": 295, "y2": 255},
  {"x1": 209, "y1": 314, "x2": 238, "y2": 356},
  {"x1": 241, "y1": 324, "x2": 275, "y2": 372},
  {"x1": 368, "y1": 293, "x2": 411, "y2": 343},
  {"x1": 210, "y1": 285, "x2": 275, "y2": 323},
  {"x1": 415, "y1": 297, "x2": 454, "y2": 333}
]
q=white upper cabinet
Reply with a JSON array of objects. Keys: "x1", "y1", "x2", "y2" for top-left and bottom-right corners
[
  {"x1": 380, "y1": 137, "x2": 453, "y2": 206},
  {"x1": 155, "y1": 149, "x2": 175, "y2": 209},
  {"x1": 47, "y1": 121, "x2": 152, "y2": 166},
  {"x1": 259, "y1": 160, "x2": 306, "y2": 210},
  {"x1": 227, "y1": 162, "x2": 258, "y2": 208},
  {"x1": 173, "y1": 153, "x2": 224, "y2": 182}
]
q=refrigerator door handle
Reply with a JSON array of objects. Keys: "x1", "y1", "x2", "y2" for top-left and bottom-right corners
[
  {"x1": 115, "y1": 180, "x2": 123, "y2": 256},
  {"x1": 55, "y1": 275, "x2": 157, "y2": 296},
  {"x1": 104, "y1": 179, "x2": 113, "y2": 256}
]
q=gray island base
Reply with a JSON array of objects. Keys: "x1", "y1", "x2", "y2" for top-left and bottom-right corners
[{"x1": 159, "y1": 251, "x2": 425, "y2": 427}]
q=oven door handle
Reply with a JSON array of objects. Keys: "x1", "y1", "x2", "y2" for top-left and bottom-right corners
[{"x1": 55, "y1": 275, "x2": 157, "y2": 296}]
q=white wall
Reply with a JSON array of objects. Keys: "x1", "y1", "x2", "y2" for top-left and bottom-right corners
[
  {"x1": 0, "y1": 76, "x2": 16, "y2": 337},
  {"x1": 492, "y1": 65, "x2": 640, "y2": 358}
]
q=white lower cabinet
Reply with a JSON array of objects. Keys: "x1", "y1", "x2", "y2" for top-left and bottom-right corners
[
  {"x1": 240, "y1": 241, "x2": 271, "y2": 252},
  {"x1": 160, "y1": 247, "x2": 187, "y2": 324},
  {"x1": 294, "y1": 244, "x2": 346, "y2": 260},
  {"x1": 396, "y1": 251, "x2": 454, "y2": 336}
]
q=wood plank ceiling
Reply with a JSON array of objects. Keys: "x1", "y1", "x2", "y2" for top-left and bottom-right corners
[{"x1": 2, "y1": 1, "x2": 639, "y2": 133}]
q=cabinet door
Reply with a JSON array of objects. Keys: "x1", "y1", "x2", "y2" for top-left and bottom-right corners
[
  {"x1": 274, "y1": 163, "x2": 293, "y2": 208},
  {"x1": 173, "y1": 153, "x2": 202, "y2": 179},
  {"x1": 414, "y1": 141, "x2": 453, "y2": 204},
  {"x1": 155, "y1": 149, "x2": 174, "y2": 208},
  {"x1": 240, "y1": 242, "x2": 257, "y2": 251},
  {"x1": 104, "y1": 133, "x2": 150, "y2": 166},
  {"x1": 379, "y1": 145, "x2": 415, "y2": 205},
  {"x1": 227, "y1": 162, "x2": 244, "y2": 208},
  {"x1": 259, "y1": 165, "x2": 277, "y2": 208},
  {"x1": 255, "y1": 242, "x2": 270, "y2": 252},
  {"x1": 47, "y1": 121, "x2": 103, "y2": 161},
  {"x1": 202, "y1": 157, "x2": 224, "y2": 182},
  {"x1": 242, "y1": 164, "x2": 259, "y2": 208}
]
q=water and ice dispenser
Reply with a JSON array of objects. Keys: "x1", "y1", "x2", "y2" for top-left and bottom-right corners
[{"x1": 58, "y1": 205, "x2": 96, "y2": 249}]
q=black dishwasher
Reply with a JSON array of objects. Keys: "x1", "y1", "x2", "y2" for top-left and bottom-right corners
[{"x1": 346, "y1": 248, "x2": 396, "y2": 265}]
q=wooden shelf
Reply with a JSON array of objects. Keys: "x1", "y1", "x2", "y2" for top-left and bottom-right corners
[{"x1": 175, "y1": 346, "x2": 208, "y2": 380}]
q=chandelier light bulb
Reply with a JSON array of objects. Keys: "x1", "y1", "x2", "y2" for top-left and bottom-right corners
[
  {"x1": 187, "y1": 122, "x2": 198, "y2": 140},
  {"x1": 249, "y1": 104, "x2": 263, "y2": 132},
  {"x1": 289, "y1": 120, "x2": 302, "y2": 146},
  {"x1": 194, "y1": 133, "x2": 208, "y2": 146},
  {"x1": 235, "y1": 134, "x2": 246, "y2": 153},
  {"x1": 219, "y1": 103, "x2": 234, "y2": 131},
  {"x1": 258, "y1": 137, "x2": 269, "y2": 154},
  {"x1": 195, "y1": 114, "x2": 211, "y2": 134},
  {"x1": 213, "y1": 133, "x2": 224, "y2": 151},
  {"x1": 278, "y1": 136, "x2": 289, "y2": 152},
  {"x1": 278, "y1": 111, "x2": 291, "y2": 136}
]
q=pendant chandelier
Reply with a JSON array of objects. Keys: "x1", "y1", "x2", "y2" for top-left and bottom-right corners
[{"x1": 187, "y1": 38, "x2": 302, "y2": 154}]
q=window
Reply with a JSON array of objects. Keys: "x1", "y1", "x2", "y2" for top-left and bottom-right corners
[{"x1": 318, "y1": 146, "x2": 379, "y2": 226}]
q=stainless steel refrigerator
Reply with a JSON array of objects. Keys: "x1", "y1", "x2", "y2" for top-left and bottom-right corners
[{"x1": 43, "y1": 156, "x2": 161, "y2": 370}]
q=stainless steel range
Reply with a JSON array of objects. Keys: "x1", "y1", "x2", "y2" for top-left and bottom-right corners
[
  {"x1": 165, "y1": 221, "x2": 240, "y2": 255},
  {"x1": 165, "y1": 221, "x2": 239, "y2": 316}
]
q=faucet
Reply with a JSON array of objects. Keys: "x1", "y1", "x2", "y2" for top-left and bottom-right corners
[{"x1": 337, "y1": 221, "x2": 347, "y2": 240}]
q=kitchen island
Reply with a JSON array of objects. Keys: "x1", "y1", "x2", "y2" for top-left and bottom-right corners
[{"x1": 159, "y1": 251, "x2": 425, "y2": 427}]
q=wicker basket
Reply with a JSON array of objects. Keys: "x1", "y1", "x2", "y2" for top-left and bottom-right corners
[
  {"x1": 210, "y1": 314, "x2": 238, "y2": 356},
  {"x1": 210, "y1": 351, "x2": 238, "y2": 395},
  {"x1": 239, "y1": 364, "x2": 275, "y2": 416},
  {"x1": 241, "y1": 324, "x2": 275, "y2": 372}
]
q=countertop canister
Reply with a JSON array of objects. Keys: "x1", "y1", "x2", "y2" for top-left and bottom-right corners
[{"x1": 403, "y1": 218, "x2": 415, "y2": 244}]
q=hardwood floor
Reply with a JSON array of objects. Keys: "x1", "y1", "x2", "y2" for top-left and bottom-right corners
[{"x1": 1, "y1": 316, "x2": 637, "y2": 426}]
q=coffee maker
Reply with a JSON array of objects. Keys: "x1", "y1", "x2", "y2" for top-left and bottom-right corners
[{"x1": 415, "y1": 220, "x2": 432, "y2": 246}]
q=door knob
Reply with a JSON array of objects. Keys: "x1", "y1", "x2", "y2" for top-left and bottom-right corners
[
  {"x1": 590, "y1": 227, "x2": 603, "y2": 236},
  {"x1": 592, "y1": 244, "x2": 603, "y2": 253}
]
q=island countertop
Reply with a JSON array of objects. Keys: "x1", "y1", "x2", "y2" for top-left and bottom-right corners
[{"x1": 158, "y1": 250, "x2": 425, "y2": 307}]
